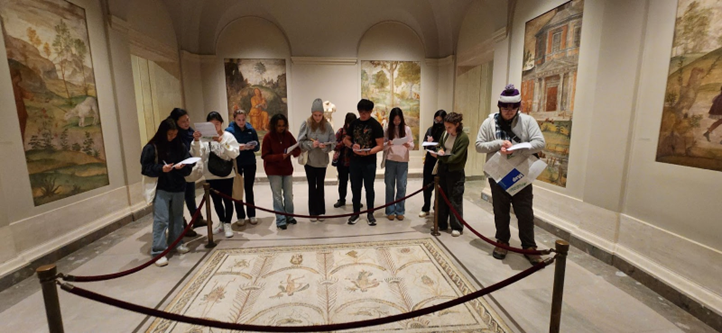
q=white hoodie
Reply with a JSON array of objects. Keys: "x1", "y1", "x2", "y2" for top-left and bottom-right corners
[{"x1": 190, "y1": 132, "x2": 241, "y2": 180}]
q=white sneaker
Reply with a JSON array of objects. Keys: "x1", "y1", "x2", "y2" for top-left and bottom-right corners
[
  {"x1": 213, "y1": 223, "x2": 224, "y2": 234},
  {"x1": 318, "y1": 215, "x2": 325, "y2": 222},
  {"x1": 419, "y1": 211, "x2": 428, "y2": 217},
  {"x1": 223, "y1": 223, "x2": 234, "y2": 238},
  {"x1": 310, "y1": 217, "x2": 317, "y2": 222},
  {"x1": 154, "y1": 256, "x2": 168, "y2": 267},
  {"x1": 451, "y1": 230, "x2": 461, "y2": 237},
  {"x1": 236, "y1": 219, "x2": 246, "y2": 227},
  {"x1": 177, "y1": 245, "x2": 190, "y2": 254},
  {"x1": 249, "y1": 217, "x2": 258, "y2": 225}
]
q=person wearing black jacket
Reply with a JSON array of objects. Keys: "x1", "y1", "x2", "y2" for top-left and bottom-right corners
[
  {"x1": 169, "y1": 108, "x2": 206, "y2": 237},
  {"x1": 141, "y1": 118, "x2": 193, "y2": 267},
  {"x1": 419, "y1": 109, "x2": 447, "y2": 217}
]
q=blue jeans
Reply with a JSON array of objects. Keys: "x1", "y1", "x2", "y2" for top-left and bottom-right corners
[
  {"x1": 152, "y1": 190, "x2": 185, "y2": 256},
  {"x1": 350, "y1": 162, "x2": 376, "y2": 214},
  {"x1": 269, "y1": 175, "x2": 294, "y2": 226},
  {"x1": 184, "y1": 182, "x2": 199, "y2": 217},
  {"x1": 384, "y1": 160, "x2": 408, "y2": 215}
]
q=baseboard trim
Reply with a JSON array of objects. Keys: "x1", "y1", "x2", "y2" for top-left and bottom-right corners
[
  {"x1": 0, "y1": 203, "x2": 153, "y2": 294},
  {"x1": 480, "y1": 191, "x2": 722, "y2": 332}
]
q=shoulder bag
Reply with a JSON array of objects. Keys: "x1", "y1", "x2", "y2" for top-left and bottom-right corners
[{"x1": 208, "y1": 142, "x2": 233, "y2": 177}]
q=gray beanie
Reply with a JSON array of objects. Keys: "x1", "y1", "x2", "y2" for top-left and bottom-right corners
[{"x1": 311, "y1": 98, "x2": 324, "y2": 113}]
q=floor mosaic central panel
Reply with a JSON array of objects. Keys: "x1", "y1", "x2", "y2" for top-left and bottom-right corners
[{"x1": 146, "y1": 238, "x2": 511, "y2": 333}]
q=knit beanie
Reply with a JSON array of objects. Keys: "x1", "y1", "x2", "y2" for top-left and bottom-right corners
[
  {"x1": 311, "y1": 98, "x2": 324, "y2": 113},
  {"x1": 499, "y1": 84, "x2": 521, "y2": 104}
]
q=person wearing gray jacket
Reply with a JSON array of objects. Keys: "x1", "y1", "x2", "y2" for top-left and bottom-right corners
[
  {"x1": 475, "y1": 84, "x2": 546, "y2": 265},
  {"x1": 298, "y1": 98, "x2": 335, "y2": 221}
]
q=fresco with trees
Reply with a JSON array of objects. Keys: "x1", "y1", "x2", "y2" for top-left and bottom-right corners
[
  {"x1": 361, "y1": 60, "x2": 421, "y2": 149},
  {"x1": 224, "y1": 58, "x2": 287, "y2": 151},
  {"x1": 1, "y1": 0, "x2": 108, "y2": 206},
  {"x1": 656, "y1": 0, "x2": 722, "y2": 172}
]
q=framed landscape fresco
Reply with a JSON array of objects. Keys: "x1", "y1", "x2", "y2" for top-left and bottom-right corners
[
  {"x1": 656, "y1": 0, "x2": 722, "y2": 172},
  {"x1": 1, "y1": 0, "x2": 109, "y2": 206},
  {"x1": 361, "y1": 60, "x2": 421, "y2": 149},
  {"x1": 224, "y1": 58, "x2": 287, "y2": 149},
  {"x1": 520, "y1": 0, "x2": 584, "y2": 187}
]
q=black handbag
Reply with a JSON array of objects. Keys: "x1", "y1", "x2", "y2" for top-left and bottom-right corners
[{"x1": 207, "y1": 142, "x2": 233, "y2": 177}]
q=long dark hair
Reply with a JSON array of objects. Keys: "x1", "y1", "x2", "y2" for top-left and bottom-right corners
[
  {"x1": 148, "y1": 118, "x2": 182, "y2": 161},
  {"x1": 206, "y1": 111, "x2": 224, "y2": 123},
  {"x1": 270, "y1": 113, "x2": 288, "y2": 134},
  {"x1": 387, "y1": 107, "x2": 406, "y2": 140},
  {"x1": 169, "y1": 108, "x2": 188, "y2": 122},
  {"x1": 431, "y1": 109, "x2": 447, "y2": 140},
  {"x1": 344, "y1": 112, "x2": 357, "y2": 130}
]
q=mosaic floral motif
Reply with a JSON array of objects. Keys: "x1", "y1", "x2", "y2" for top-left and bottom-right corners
[{"x1": 147, "y1": 239, "x2": 511, "y2": 333}]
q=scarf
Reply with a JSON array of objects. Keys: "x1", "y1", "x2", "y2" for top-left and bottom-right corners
[{"x1": 494, "y1": 113, "x2": 520, "y2": 143}]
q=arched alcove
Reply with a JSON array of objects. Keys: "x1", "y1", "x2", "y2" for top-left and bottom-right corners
[
  {"x1": 215, "y1": 16, "x2": 291, "y2": 58},
  {"x1": 358, "y1": 21, "x2": 425, "y2": 60}
]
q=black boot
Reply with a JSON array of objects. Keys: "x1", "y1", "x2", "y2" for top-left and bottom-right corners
[{"x1": 333, "y1": 200, "x2": 345, "y2": 208}]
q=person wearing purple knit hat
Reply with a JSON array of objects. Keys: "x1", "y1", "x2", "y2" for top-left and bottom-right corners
[{"x1": 475, "y1": 84, "x2": 546, "y2": 265}]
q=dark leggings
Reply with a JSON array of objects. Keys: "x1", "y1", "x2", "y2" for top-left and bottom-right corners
[
  {"x1": 421, "y1": 154, "x2": 437, "y2": 212},
  {"x1": 234, "y1": 163, "x2": 257, "y2": 219},
  {"x1": 208, "y1": 178, "x2": 234, "y2": 224}
]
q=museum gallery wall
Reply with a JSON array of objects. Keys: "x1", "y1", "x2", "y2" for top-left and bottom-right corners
[
  {"x1": 224, "y1": 58, "x2": 288, "y2": 149},
  {"x1": 0, "y1": 0, "x2": 108, "y2": 206},
  {"x1": 656, "y1": 0, "x2": 722, "y2": 172},
  {"x1": 520, "y1": 0, "x2": 583, "y2": 187},
  {"x1": 361, "y1": 60, "x2": 421, "y2": 149}
]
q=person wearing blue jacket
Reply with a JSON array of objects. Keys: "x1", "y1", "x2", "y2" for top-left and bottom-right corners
[
  {"x1": 169, "y1": 108, "x2": 207, "y2": 237},
  {"x1": 226, "y1": 109, "x2": 260, "y2": 226}
]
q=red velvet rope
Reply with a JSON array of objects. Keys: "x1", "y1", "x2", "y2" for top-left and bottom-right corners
[
  {"x1": 211, "y1": 183, "x2": 432, "y2": 219},
  {"x1": 436, "y1": 185, "x2": 552, "y2": 256},
  {"x1": 59, "y1": 256, "x2": 554, "y2": 332},
  {"x1": 61, "y1": 198, "x2": 207, "y2": 283}
]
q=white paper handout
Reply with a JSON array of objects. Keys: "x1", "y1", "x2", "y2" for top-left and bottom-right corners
[
  {"x1": 194, "y1": 122, "x2": 218, "y2": 138},
  {"x1": 422, "y1": 142, "x2": 438, "y2": 147},
  {"x1": 426, "y1": 149, "x2": 447, "y2": 156},
  {"x1": 285, "y1": 142, "x2": 300, "y2": 154},
  {"x1": 507, "y1": 142, "x2": 533, "y2": 151},
  {"x1": 177, "y1": 157, "x2": 201, "y2": 165},
  {"x1": 353, "y1": 148, "x2": 372, "y2": 152},
  {"x1": 484, "y1": 152, "x2": 547, "y2": 195},
  {"x1": 391, "y1": 137, "x2": 410, "y2": 145},
  {"x1": 245, "y1": 140, "x2": 258, "y2": 147}
]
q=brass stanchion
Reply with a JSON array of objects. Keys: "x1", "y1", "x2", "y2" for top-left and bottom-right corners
[
  {"x1": 431, "y1": 176, "x2": 441, "y2": 236},
  {"x1": 37, "y1": 265, "x2": 64, "y2": 333},
  {"x1": 204, "y1": 182, "x2": 217, "y2": 248},
  {"x1": 549, "y1": 240, "x2": 569, "y2": 333}
]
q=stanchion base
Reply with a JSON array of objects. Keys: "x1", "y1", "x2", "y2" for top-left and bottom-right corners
[
  {"x1": 431, "y1": 231, "x2": 441, "y2": 236},
  {"x1": 204, "y1": 241, "x2": 217, "y2": 249}
]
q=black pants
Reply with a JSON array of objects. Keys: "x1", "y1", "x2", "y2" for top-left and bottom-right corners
[
  {"x1": 421, "y1": 155, "x2": 437, "y2": 212},
  {"x1": 488, "y1": 178, "x2": 536, "y2": 249},
  {"x1": 337, "y1": 164, "x2": 350, "y2": 203},
  {"x1": 305, "y1": 165, "x2": 327, "y2": 216},
  {"x1": 184, "y1": 181, "x2": 201, "y2": 217},
  {"x1": 208, "y1": 178, "x2": 234, "y2": 224},
  {"x1": 234, "y1": 163, "x2": 257, "y2": 219},
  {"x1": 437, "y1": 165, "x2": 464, "y2": 231},
  {"x1": 350, "y1": 162, "x2": 376, "y2": 214}
]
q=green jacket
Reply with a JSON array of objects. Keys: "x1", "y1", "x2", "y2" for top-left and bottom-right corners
[{"x1": 438, "y1": 131, "x2": 469, "y2": 171}]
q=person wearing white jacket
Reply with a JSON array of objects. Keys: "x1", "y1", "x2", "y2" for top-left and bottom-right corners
[
  {"x1": 475, "y1": 84, "x2": 545, "y2": 265},
  {"x1": 191, "y1": 111, "x2": 240, "y2": 238}
]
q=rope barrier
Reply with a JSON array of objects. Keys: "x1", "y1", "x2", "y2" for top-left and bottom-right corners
[
  {"x1": 436, "y1": 185, "x2": 552, "y2": 256},
  {"x1": 211, "y1": 183, "x2": 433, "y2": 219},
  {"x1": 58, "y1": 256, "x2": 555, "y2": 332},
  {"x1": 61, "y1": 198, "x2": 207, "y2": 283}
]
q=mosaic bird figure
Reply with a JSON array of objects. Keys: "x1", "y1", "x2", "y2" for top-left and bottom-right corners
[{"x1": 350, "y1": 270, "x2": 380, "y2": 292}]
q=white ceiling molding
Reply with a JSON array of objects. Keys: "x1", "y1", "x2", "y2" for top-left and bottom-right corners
[
  {"x1": 291, "y1": 57, "x2": 357, "y2": 65},
  {"x1": 457, "y1": 37, "x2": 495, "y2": 67},
  {"x1": 425, "y1": 55, "x2": 455, "y2": 67},
  {"x1": 180, "y1": 50, "x2": 216, "y2": 63},
  {"x1": 128, "y1": 29, "x2": 179, "y2": 63},
  {"x1": 108, "y1": 15, "x2": 130, "y2": 35},
  {"x1": 492, "y1": 27, "x2": 507, "y2": 44}
]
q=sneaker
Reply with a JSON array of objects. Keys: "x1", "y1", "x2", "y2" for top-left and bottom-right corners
[
  {"x1": 419, "y1": 211, "x2": 428, "y2": 217},
  {"x1": 223, "y1": 223, "x2": 234, "y2": 238},
  {"x1": 396, "y1": 215, "x2": 405, "y2": 221},
  {"x1": 154, "y1": 256, "x2": 168, "y2": 267},
  {"x1": 451, "y1": 230, "x2": 461, "y2": 237},
  {"x1": 524, "y1": 247, "x2": 544, "y2": 265},
  {"x1": 367, "y1": 214, "x2": 377, "y2": 226},
  {"x1": 184, "y1": 229, "x2": 198, "y2": 237},
  {"x1": 236, "y1": 219, "x2": 247, "y2": 227},
  {"x1": 348, "y1": 215, "x2": 360, "y2": 225},
  {"x1": 249, "y1": 217, "x2": 258, "y2": 225},
  {"x1": 333, "y1": 200, "x2": 345, "y2": 208},
  {"x1": 288, "y1": 218, "x2": 298, "y2": 225},
  {"x1": 310, "y1": 216, "x2": 317, "y2": 222},
  {"x1": 176, "y1": 245, "x2": 190, "y2": 254},
  {"x1": 493, "y1": 241, "x2": 509, "y2": 260},
  {"x1": 212, "y1": 223, "x2": 224, "y2": 234},
  {"x1": 387, "y1": 214, "x2": 395, "y2": 221},
  {"x1": 278, "y1": 224, "x2": 287, "y2": 230},
  {"x1": 430, "y1": 226, "x2": 448, "y2": 232},
  {"x1": 318, "y1": 215, "x2": 325, "y2": 222},
  {"x1": 193, "y1": 218, "x2": 208, "y2": 228}
]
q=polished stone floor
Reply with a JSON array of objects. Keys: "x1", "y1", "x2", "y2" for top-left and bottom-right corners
[{"x1": 0, "y1": 179, "x2": 717, "y2": 333}]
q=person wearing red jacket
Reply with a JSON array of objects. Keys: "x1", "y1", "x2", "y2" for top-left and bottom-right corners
[{"x1": 262, "y1": 114, "x2": 301, "y2": 229}]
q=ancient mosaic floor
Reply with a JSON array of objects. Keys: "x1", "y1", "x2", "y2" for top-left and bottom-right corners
[{"x1": 146, "y1": 238, "x2": 510, "y2": 333}]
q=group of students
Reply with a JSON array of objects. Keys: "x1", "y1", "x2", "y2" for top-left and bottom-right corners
[{"x1": 141, "y1": 83, "x2": 546, "y2": 267}]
